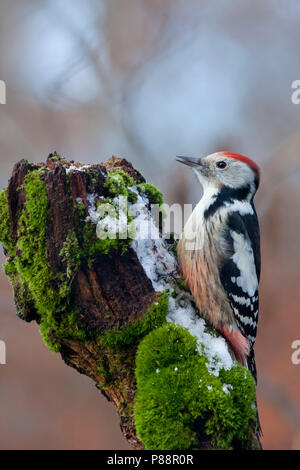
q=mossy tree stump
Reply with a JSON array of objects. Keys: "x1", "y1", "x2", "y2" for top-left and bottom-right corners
[{"x1": 0, "y1": 154, "x2": 261, "y2": 450}]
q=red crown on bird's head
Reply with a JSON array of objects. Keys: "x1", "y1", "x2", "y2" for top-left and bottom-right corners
[{"x1": 219, "y1": 151, "x2": 260, "y2": 182}]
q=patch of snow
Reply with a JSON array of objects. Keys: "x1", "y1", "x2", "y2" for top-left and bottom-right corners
[
  {"x1": 85, "y1": 193, "x2": 132, "y2": 240},
  {"x1": 65, "y1": 164, "x2": 91, "y2": 174},
  {"x1": 167, "y1": 297, "x2": 233, "y2": 376},
  {"x1": 222, "y1": 384, "x2": 233, "y2": 395},
  {"x1": 86, "y1": 193, "x2": 99, "y2": 223},
  {"x1": 96, "y1": 195, "x2": 129, "y2": 239},
  {"x1": 130, "y1": 194, "x2": 177, "y2": 291}
]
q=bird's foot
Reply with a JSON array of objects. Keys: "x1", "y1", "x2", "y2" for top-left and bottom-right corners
[{"x1": 174, "y1": 290, "x2": 195, "y2": 309}]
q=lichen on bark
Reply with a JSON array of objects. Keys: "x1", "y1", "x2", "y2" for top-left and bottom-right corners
[{"x1": 0, "y1": 153, "x2": 260, "y2": 450}]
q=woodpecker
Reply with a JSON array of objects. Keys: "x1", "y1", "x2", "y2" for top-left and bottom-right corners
[{"x1": 177, "y1": 151, "x2": 261, "y2": 384}]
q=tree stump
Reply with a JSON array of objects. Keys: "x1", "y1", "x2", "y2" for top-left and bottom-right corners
[{"x1": 0, "y1": 153, "x2": 261, "y2": 450}]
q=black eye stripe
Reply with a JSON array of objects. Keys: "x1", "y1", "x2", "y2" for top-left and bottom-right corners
[{"x1": 216, "y1": 161, "x2": 227, "y2": 169}]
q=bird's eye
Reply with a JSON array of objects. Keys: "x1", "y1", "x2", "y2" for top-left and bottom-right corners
[{"x1": 216, "y1": 161, "x2": 227, "y2": 169}]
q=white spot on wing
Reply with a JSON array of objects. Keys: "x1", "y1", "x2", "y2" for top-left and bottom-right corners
[
  {"x1": 222, "y1": 200, "x2": 254, "y2": 216},
  {"x1": 231, "y1": 294, "x2": 251, "y2": 307},
  {"x1": 233, "y1": 308, "x2": 257, "y2": 328},
  {"x1": 230, "y1": 230, "x2": 258, "y2": 297}
]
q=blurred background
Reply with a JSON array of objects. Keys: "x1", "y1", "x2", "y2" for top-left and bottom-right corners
[{"x1": 0, "y1": 0, "x2": 300, "y2": 450}]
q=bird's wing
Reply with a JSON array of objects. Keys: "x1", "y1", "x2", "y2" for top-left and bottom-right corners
[{"x1": 219, "y1": 210, "x2": 260, "y2": 346}]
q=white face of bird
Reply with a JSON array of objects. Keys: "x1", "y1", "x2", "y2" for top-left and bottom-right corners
[{"x1": 176, "y1": 152, "x2": 259, "y2": 192}]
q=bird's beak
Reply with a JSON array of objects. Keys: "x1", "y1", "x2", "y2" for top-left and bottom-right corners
[{"x1": 176, "y1": 156, "x2": 202, "y2": 168}]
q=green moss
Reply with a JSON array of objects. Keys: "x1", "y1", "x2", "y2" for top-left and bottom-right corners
[
  {"x1": 4, "y1": 258, "x2": 36, "y2": 319},
  {"x1": 80, "y1": 220, "x2": 129, "y2": 258},
  {"x1": 0, "y1": 187, "x2": 14, "y2": 255},
  {"x1": 100, "y1": 292, "x2": 169, "y2": 351},
  {"x1": 15, "y1": 169, "x2": 58, "y2": 313},
  {"x1": 177, "y1": 275, "x2": 189, "y2": 292},
  {"x1": 75, "y1": 180, "x2": 136, "y2": 260},
  {"x1": 97, "y1": 362, "x2": 112, "y2": 388},
  {"x1": 74, "y1": 203, "x2": 110, "y2": 258},
  {"x1": 76, "y1": 202, "x2": 86, "y2": 219},
  {"x1": 104, "y1": 169, "x2": 137, "y2": 203},
  {"x1": 137, "y1": 183, "x2": 163, "y2": 206},
  {"x1": 59, "y1": 231, "x2": 81, "y2": 282},
  {"x1": 134, "y1": 323, "x2": 256, "y2": 450},
  {"x1": 0, "y1": 170, "x2": 90, "y2": 352},
  {"x1": 40, "y1": 309, "x2": 90, "y2": 352},
  {"x1": 48, "y1": 153, "x2": 67, "y2": 164},
  {"x1": 3, "y1": 259, "x2": 16, "y2": 277},
  {"x1": 14, "y1": 170, "x2": 66, "y2": 349}
]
